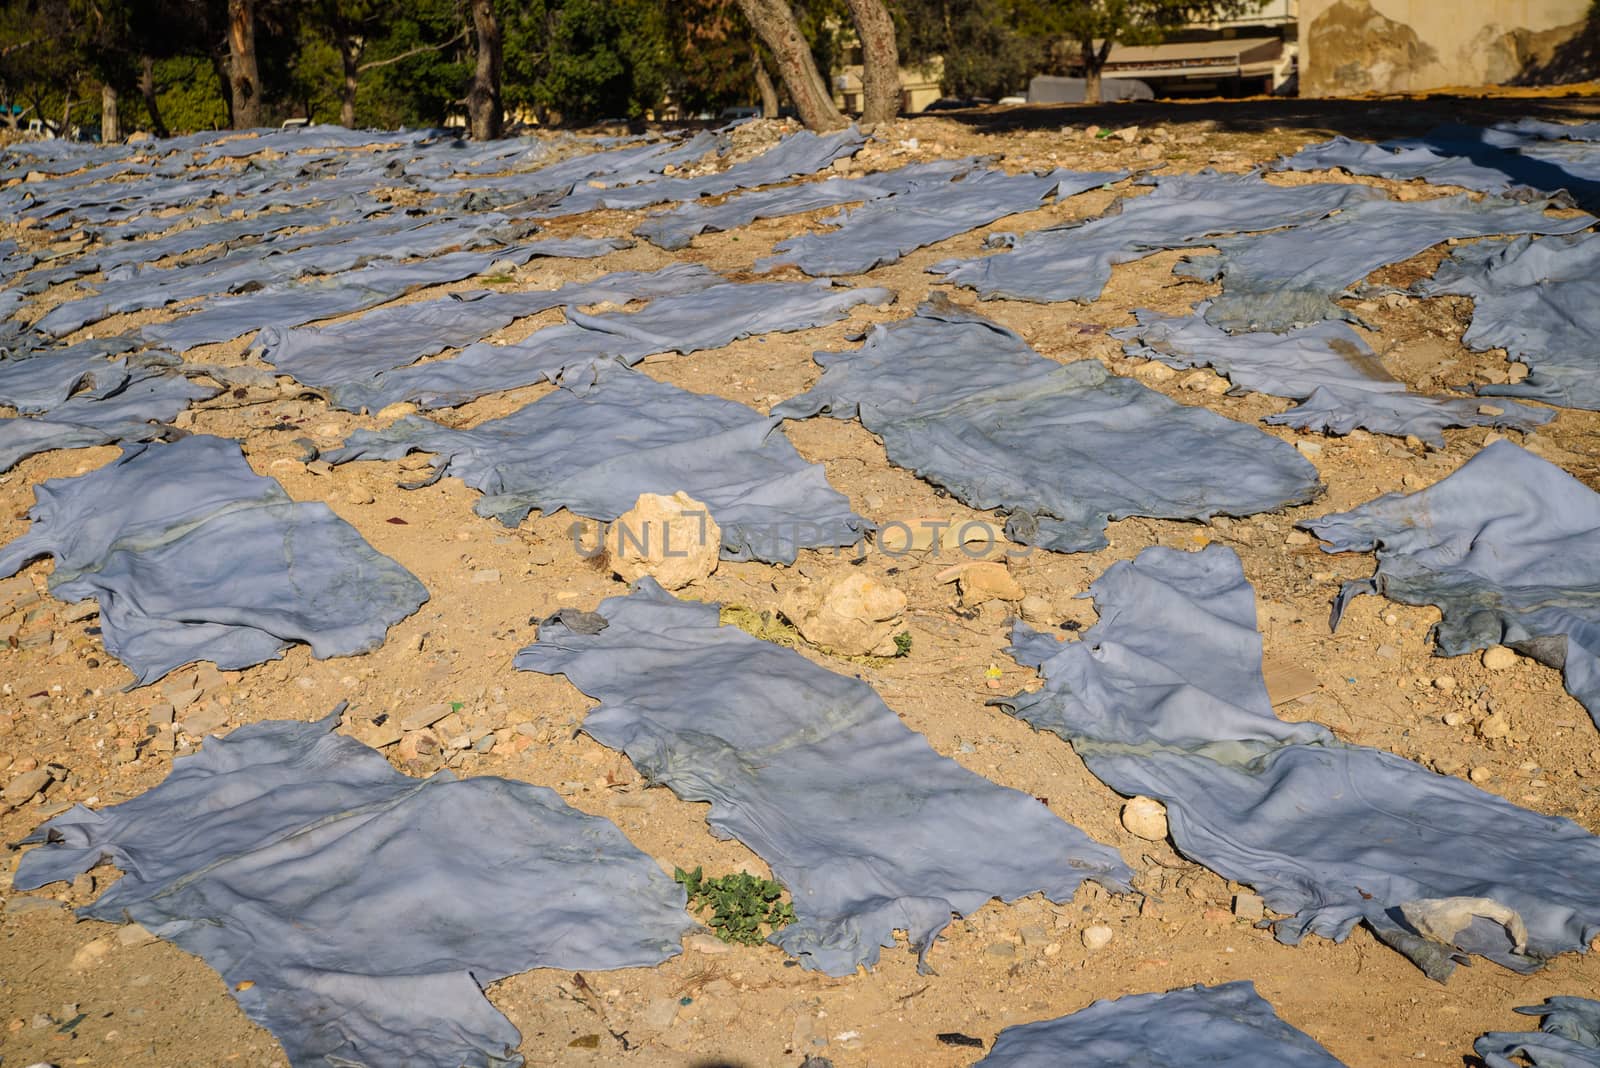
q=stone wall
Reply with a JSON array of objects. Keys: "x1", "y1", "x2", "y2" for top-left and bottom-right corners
[{"x1": 1300, "y1": 0, "x2": 1596, "y2": 94}]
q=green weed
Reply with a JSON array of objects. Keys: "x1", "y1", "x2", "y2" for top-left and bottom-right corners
[{"x1": 674, "y1": 866, "x2": 797, "y2": 946}]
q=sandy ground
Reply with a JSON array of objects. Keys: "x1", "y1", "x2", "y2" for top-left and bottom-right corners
[{"x1": 3, "y1": 92, "x2": 1600, "y2": 1068}]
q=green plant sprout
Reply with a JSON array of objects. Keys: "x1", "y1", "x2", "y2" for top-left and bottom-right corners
[{"x1": 674, "y1": 866, "x2": 797, "y2": 946}]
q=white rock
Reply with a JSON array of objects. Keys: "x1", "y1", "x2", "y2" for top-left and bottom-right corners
[
  {"x1": 1482, "y1": 645, "x2": 1517, "y2": 671},
  {"x1": 1132, "y1": 361, "x2": 1176, "y2": 385},
  {"x1": 1020, "y1": 594, "x2": 1053, "y2": 625},
  {"x1": 1081, "y1": 924, "x2": 1114, "y2": 951},
  {"x1": 607, "y1": 491, "x2": 721, "y2": 590},
  {"x1": 1121, "y1": 796, "x2": 1168, "y2": 841},
  {"x1": 69, "y1": 937, "x2": 113, "y2": 971},
  {"x1": 781, "y1": 574, "x2": 907, "y2": 657}
]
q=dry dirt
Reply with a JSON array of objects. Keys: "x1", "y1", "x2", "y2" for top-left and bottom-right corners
[{"x1": 4, "y1": 92, "x2": 1600, "y2": 1068}]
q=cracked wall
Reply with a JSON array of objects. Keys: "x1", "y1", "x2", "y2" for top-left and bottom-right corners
[{"x1": 1301, "y1": 0, "x2": 1594, "y2": 95}]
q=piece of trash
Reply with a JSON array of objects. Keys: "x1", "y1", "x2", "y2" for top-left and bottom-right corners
[
  {"x1": 386, "y1": 516, "x2": 409, "y2": 525},
  {"x1": 937, "y1": 1032, "x2": 985, "y2": 1047}
]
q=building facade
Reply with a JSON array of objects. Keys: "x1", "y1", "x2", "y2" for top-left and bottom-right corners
[
  {"x1": 1299, "y1": 0, "x2": 1596, "y2": 95},
  {"x1": 1090, "y1": 1, "x2": 1301, "y2": 98}
]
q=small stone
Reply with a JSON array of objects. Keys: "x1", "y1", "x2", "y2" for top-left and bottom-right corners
[
  {"x1": 1478, "y1": 712, "x2": 1511, "y2": 740},
  {"x1": 1132, "y1": 361, "x2": 1176, "y2": 384},
  {"x1": 149, "y1": 730, "x2": 175, "y2": 753},
  {"x1": 1383, "y1": 612, "x2": 1399, "y2": 626},
  {"x1": 781, "y1": 574, "x2": 907, "y2": 658},
  {"x1": 1113, "y1": 125, "x2": 1139, "y2": 143},
  {"x1": 401, "y1": 703, "x2": 451, "y2": 732},
  {"x1": 686, "y1": 932, "x2": 732, "y2": 955},
  {"x1": 639, "y1": 997, "x2": 679, "y2": 1031},
  {"x1": 473, "y1": 734, "x2": 496, "y2": 754},
  {"x1": 972, "y1": 939, "x2": 1015, "y2": 965},
  {"x1": 1482, "y1": 645, "x2": 1517, "y2": 671},
  {"x1": 1375, "y1": 644, "x2": 1399, "y2": 660},
  {"x1": 193, "y1": 663, "x2": 228, "y2": 692},
  {"x1": 3, "y1": 768, "x2": 50, "y2": 804},
  {"x1": 1136, "y1": 142, "x2": 1163, "y2": 161},
  {"x1": 178, "y1": 705, "x2": 229, "y2": 737},
  {"x1": 607, "y1": 491, "x2": 721, "y2": 590},
  {"x1": 874, "y1": 517, "x2": 944, "y2": 554},
  {"x1": 62, "y1": 601, "x2": 99, "y2": 623},
  {"x1": 1432, "y1": 676, "x2": 1456, "y2": 694},
  {"x1": 949, "y1": 561, "x2": 1024, "y2": 605},
  {"x1": 397, "y1": 728, "x2": 443, "y2": 765},
  {"x1": 4, "y1": 895, "x2": 63, "y2": 915},
  {"x1": 1469, "y1": 766, "x2": 1493, "y2": 784},
  {"x1": 1233, "y1": 893, "x2": 1265, "y2": 921},
  {"x1": 1020, "y1": 595, "x2": 1053, "y2": 625},
  {"x1": 167, "y1": 688, "x2": 202, "y2": 712},
  {"x1": 1442, "y1": 711, "x2": 1465, "y2": 727},
  {"x1": 1121, "y1": 796, "x2": 1168, "y2": 841},
  {"x1": 1019, "y1": 924, "x2": 1050, "y2": 947},
  {"x1": 359, "y1": 720, "x2": 403, "y2": 748},
  {"x1": 1285, "y1": 531, "x2": 1312, "y2": 547},
  {"x1": 1294, "y1": 441, "x2": 1323, "y2": 458},
  {"x1": 1179, "y1": 369, "x2": 1230, "y2": 395},
  {"x1": 1506, "y1": 363, "x2": 1530, "y2": 383},
  {"x1": 1477, "y1": 404, "x2": 1505, "y2": 417},
  {"x1": 377, "y1": 402, "x2": 419, "y2": 421},
  {"x1": 72, "y1": 873, "x2": 94, "y2": 897},
  {"x1": 114, "y1": 746, "x2": 138, "y2": 765},
  {"x1": 148, "y1": 702, "x2": 174, "y2": 728},
  {"x1": 69, "y1": 937, "x2": 113, "y2": 971},
  {"x1": 1401, "y1": 473, "x2": 1427, "y2": 491},
  {"x1": 1081, "y1": 924, "x2": 1114, "y2": 951},
  {"x1": 472, "y1": 569, "x2": 501, "y2": 584},
  {"x1": 116, "y1": 923, "x2": 157, "y2": 947}
]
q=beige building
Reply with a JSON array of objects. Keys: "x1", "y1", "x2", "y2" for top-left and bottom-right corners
[
  {"x1": 1299, "y1": 0, "x2": 1595, "y2": 95},
  {"x1": 833, "y1": 57, "x2": 944, "y2": 115},
  {"x1": 1080, "y1": 0, "x2": 1301, "y2": 98}
]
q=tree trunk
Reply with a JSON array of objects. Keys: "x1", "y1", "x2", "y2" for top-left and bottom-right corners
[
  {"x1": 843, "y1": 0, "x2": 899, "y2": 123},
  {"x1": 139, "y1": 54, "x2": 170, "y2": 137},
  {"x1": 59, "y1": 86, "x2": 73, "y2": 137},
  {"x1": 101, "y1": 83, "x2": 120, "y2": 142},
  {"x1": 734, "y1": 0, "x2": 845, "y2": 130},
  {"x1": 227, "y1": 0, "x2": 261, "y2": 128},
  {"x1": 1081, "y1": 38, "x2": 1112, "y2": 106},
  {"x1": 753, "y1": 48, "x2": 779, "y2": 117},
  {"x1": 339, "y1": 35, "x2": 363, "y2": 128},
  {"x1": 467, "y1": 0, "x2": 502, "y2": 140}
]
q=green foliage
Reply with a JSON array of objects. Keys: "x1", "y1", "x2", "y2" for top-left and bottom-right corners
[
  {"x1": 150, "y1": 54, "x2": 229, "y2": 132},
  {"x1": 500, "y1": 0, "x2": 673, "y2": 124},
  {"x1": 1023, "y1": 0, "x2": 1269, "y2": 51},
  {"x1": 0, "y1": 0, "x2": 922, "y2": 135},
  {"x1": 674, "y1": 866, "x2": 797, "y2": 946},
  {"x1": 893, "y1": 630, "x2": 913, "y2": 656},
  {"x1": 894, "y1": 0, "x2": 1041, "y2": 98},
  {"x1": 661, "y1": 0, "x2": 760, "y2": 116}
]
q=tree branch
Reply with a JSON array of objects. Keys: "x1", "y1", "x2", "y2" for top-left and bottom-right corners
[{"x1": 358, "y1": 28, "x2": 467, "y2": 72}]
